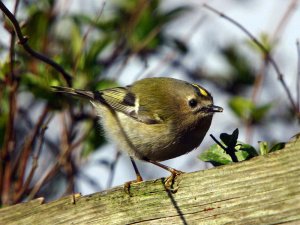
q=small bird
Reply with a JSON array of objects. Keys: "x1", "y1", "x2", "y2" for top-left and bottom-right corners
[{"x1": 53, "y1": 77, "x2": 223, "y2": 189}]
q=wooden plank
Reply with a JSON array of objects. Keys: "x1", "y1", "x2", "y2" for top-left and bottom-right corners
[{"x1": 1, "y1": 139, "x2": 300, "y2": 225}]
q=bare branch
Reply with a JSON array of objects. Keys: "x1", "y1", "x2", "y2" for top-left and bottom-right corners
[
  {"x1": 272, "y1": 0, "x2": 298, "y2": 42},
  {"x1": 27, "y1": 162, "x2": 60, "y2": 200},
  {"x1": 14, "y1": 114, "x2": 53, "y2": 203},
  {"x1": 0, "y1": 1, "x2": 72, "y2": 86},
  {"x1": 203, "y1": 4, "x2": 297, "y2": 114},
  {"x1": 14, "y1": 106, "x2": 50, "y2": 195},
  {"x1": 106, "y1": 150, "x2": 121, "y2": 189},
  {"x1": 0, "y1": 0, "x2": 21, "y2": 205},
  {"x1": 297, "y1": 40, "x2": 300, "y2": 111}
]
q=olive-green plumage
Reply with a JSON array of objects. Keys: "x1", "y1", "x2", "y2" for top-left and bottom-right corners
[{"x1": 53, "y1": 77, "x2": 223, "y2": 162}]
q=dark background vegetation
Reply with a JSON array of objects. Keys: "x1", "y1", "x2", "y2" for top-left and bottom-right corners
[{"x1": 0, "y1": 0, "x2": 299, "y2": 205}]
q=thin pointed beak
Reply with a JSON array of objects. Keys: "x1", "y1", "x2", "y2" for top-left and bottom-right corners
[
  {"x1": 198, "y1": 104, "x2": 223, "y2": 114},
  {"x1": 208, "y1": 105, "x2": 223, "y2": 113}
]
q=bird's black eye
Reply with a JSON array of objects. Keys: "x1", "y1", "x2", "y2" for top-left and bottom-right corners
[{"x1": 188, "y1": 99, "x2": 197, "y2": 108}]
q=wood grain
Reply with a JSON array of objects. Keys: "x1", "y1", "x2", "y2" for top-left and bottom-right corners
[{"x1": 1, "y1": 139, "x2": 300, "y2": 225}]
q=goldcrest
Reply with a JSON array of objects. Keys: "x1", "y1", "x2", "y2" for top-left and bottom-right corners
[{"x1": 53, "y1": 77, "x2": 223, "y2": 184}]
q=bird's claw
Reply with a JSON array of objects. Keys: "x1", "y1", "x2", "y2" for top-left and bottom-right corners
[
  {"x1": 124, "y1": 175, "x2": 143, "y2": 196},
  {"x1": 164, "y1": 170, "x2": 184, "y2": 193}
]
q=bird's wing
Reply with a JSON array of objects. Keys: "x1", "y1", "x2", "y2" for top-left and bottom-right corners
[
  {"x1": 52, "y1": 86, "x2": 162, "y2": 124},
  {"x1": 96, "y1": 87, "x2": 163, "y2": 124}
]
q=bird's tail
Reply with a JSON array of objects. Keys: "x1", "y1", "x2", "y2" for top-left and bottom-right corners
[{"x1": 51, "y1": 86, "x2": 97, "y2": 100}]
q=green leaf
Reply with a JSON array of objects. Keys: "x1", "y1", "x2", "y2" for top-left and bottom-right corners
[
  {"x1": 252, "y1": 103, "x2": 272, "y2": 123},
  {"x1": 269, "y1": 142, "x2": 286, "y2": 153},
  {"x1": 219, "y1": 129, "x2": 240, "y2": 162},
  {"x1": 0, "y1": 92, "x2": 9, "y2": 148},
  {"x1": 229, "y1": 97, "x2": 272, "y2": 123},
  {"x1": 199, "y1": 144, "x2": 232, "y2": 166},
  {"x1": 85, "y1": 38, "x2": 112, "y2": 66},
  {"x1": 92, "y1": 79, "x2": 119, "y2": 90},
  {"x1": 235, "y1": 142, "x2": 258, "y2": 160},
  {"x1": 229, "y1": 97, "x2": 253, "y2": 120},
  {"x1": 21, "y1": 72, "x2": 51, "y2": 99},
  {"x1": 199, "y1": 139, "x2": 258, "y2": 166},
  {"x1": 259, "y1": 141, "x2": 269, "y2": 155},
  {"x1": 71, "y1": 24, "x2": 83, "y2": 58},
  {"x1": 24, "y1": 6, "x2": 54, "y2": 50},
  {"x1": 0, "y1": 61, "x2": 9, "y2": 81},
  {"x1": 220, "y1": 128, "x2": 239, "y2": 149},
  {"x1": 220, "y1": 45, "x2": 255, "y2": 90}
]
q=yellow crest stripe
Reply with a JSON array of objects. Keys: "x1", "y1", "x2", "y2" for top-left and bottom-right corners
[{"x1": 192, "y1": 84, "x2": 208, "y2": 97}]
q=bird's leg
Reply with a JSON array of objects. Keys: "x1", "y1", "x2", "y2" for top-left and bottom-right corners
[
  {"x1": 130, "y1": 157, "x2": 143, "y2": 182},
  {"x1": 146, "y1": 160, "x2": 184, "y2": 192},
  {"x1": 124, "y1": 157, "x2": 143, "y2": 195}
]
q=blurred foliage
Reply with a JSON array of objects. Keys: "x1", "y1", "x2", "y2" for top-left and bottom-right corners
[
  {"x1": 81, "y1": 120, "x2": 106, "y2": 158},
  {"x1": 220, "y1": 45, "x2": 255, "y2": 94},
  {"x1": 0, "y1": 0, "x2": 189, "y2": 205},
  {"x1": 246, "y1": 32, "x2": 274, "y2": 54},
  {"x1": 194, "y1": 43, "x2": 277, "y2": 128},
  {"x1": 229, "y1": 96, "x2": 272, "y2": 124}
]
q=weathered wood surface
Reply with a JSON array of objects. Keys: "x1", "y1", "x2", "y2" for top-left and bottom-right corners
[{"x1": 1, "y1": 139, "x2": 300, "y2": 225}]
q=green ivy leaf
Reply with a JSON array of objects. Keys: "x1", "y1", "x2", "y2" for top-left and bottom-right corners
[
  {"x1": 220, "y1": 128, "x2": 239, "y2": 150},
  {"x1": 235, "y1": 142, "x2": 258, "y2": 160},
  {"x1": 199, "y1": 144, "x2": 232, "y2": 166},
  {"x1": 199, "y1": 132, "x2": 258, "y2": 166},
  {"x1": 269, "y1": 142, "x2": 286, "y2": 152}
]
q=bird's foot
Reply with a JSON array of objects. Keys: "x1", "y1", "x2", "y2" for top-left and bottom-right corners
[
  {"x1": 164, "y1": 169, "x2": 184, "y2": 193},
  {"x1": 124, "y1": 174, "x2": 143, "y2": 196}
]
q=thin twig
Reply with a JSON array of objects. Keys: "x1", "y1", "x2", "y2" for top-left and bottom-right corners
[
  {"x1": 203, "y1": 4, "x2": 297, "y2": 114},
  {"x1": 61, "y1": 110, "x2": 81, "y2": 197},
  {"x1": 210, "y1": 134, "x2": 226, "y2": 151},
  {"x1": 78, "y1": 171, "x2": 103, "y2": 191},
  {"x1": 0, "y1": 0, "x2": 20, "y2": 205},
  {"x1": 297, "y1": 40, "x2": 300, "y2": 111},
  {"x1": 0, "y1": 1, "x2": 72, "y2": 86},
  {"x1": 18, "y1": 107, "x2": 61, "y2": 155},
  {"x1": 1, "y1": 47, "x2": 17, "y2": 206},
  {"x1": 27, "y1": 162, "x2": 60, "y2": 200},
  {"x1": 13, "y1": 114, "x2": 53, "y2": 203},
  {"x1": 272, "y1": 0, "x2": 298, "y2": 43},
  {"x1": 27, "y1": 111, "x2": 76, "y2": 200},
  {"x1": 72, "y1": 1, "x2": 106, "y2": 74},
  {"x1": 69, "y1": 125, "x2": 93, "y2": 151},
  {"x1": 251, "y1": 0, "x2": 297, "y2": 103},
  {"x1": 247, "y1": 60, "x2": 269, "y2": 143},
  {"x1": 112, "y1": 25, "x2": 161, "y2": 80},
  {"x1": 210, "y1": 134, "x2": 238, "y2": 162},
  {"x1": 143, "y1": 15, "x2": 206, "y2": 79},
  {"x1": 248, "y1": 0, "x2": 298, "y2": 140},
  {"x1": 106, "y1": 150, "x2": 121, "y2": 189},
  {"x1": 110, "y1": 0, "x2": 151, "y2": 81},
  {"x1": 14, "y1": 106, "x2": 50, "y2": 194}
]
